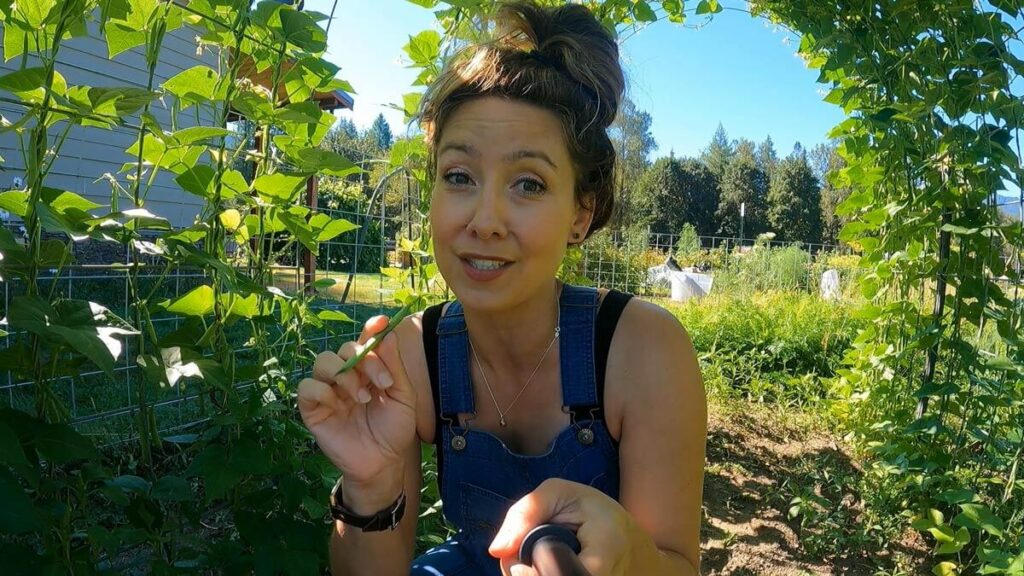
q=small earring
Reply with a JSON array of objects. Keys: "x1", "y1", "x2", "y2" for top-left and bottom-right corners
[{"x1": 573, "y1": 232, "x2": 581, "y2": 240}]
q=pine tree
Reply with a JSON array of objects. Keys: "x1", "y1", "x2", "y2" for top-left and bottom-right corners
[
  {"x1": 756, "y1": 135, "x2": 779, "y2": 182},
  {"x1": 767, "y1": 153, "x2": 822, "y2": 243},
  {"x1": 609, "y1": 98, "x2": 657, "y2": 228},
  {"x1": 716, "y1": 142, "x2": 768, "y2": 238},
  {"x1": 700, "y1": 123, "x2": 734, "y2": 182},
  {"x1": 369, "y1": 113, "x2": 393, "y2": 151}
]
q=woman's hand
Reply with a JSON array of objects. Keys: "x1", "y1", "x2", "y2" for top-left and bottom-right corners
[
  {"x1": 488, "y1": 479, "x2": 662, "y2": 576},
  {"x1": 297, "y1": 315, "x2": 417, "y2": 486}
]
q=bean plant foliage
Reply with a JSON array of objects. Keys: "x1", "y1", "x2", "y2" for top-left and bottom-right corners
[
  {"x1": 0, "y1": 0, "x2": 1022, "y2": 574},
  {"x1": 0, "y1": 0, "x2": 412, "y2": 572}
]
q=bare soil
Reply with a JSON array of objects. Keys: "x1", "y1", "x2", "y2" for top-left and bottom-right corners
[{"x1": 700, "y1": 398, "x2": 929, "y2": 575}]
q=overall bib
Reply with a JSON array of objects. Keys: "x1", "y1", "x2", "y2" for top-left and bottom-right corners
[{"x1": 411, "y1": 285, "x2": 631, "y2": 575}]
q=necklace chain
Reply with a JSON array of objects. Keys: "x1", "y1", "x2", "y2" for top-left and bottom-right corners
[{"x1": 469, "y1": 286, "x2": 561, "y2": 428}]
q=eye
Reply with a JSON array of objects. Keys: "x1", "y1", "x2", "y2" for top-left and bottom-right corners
[
  {"x1": 513, "y1": 177, "x2": 546, "y2": 197},
  {"x1": 442, "y1": 170, "x2": 474, "y2": 187}
]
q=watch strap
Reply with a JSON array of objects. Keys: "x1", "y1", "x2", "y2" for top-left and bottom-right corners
[{"x1": 329, "y1": 477, "x2": 406, "y2": 532}]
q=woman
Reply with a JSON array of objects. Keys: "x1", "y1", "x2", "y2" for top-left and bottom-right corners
[{"x1": 297, "y1": 2, "x2": 706, "y2": 574}]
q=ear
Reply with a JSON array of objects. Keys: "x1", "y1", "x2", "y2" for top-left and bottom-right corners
[{"x1": 569, "y1": 194, "x2": 595, "y2": 244}]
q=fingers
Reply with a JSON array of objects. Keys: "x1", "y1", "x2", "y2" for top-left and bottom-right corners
[
  {"x1": 309, "y1": 314, "x2": 411, "y2": 408},
  {"x1": 297, "y1": 377, "x2": 346, "y2": 428},
  {"x1": 490, "y1": 479, "x2": 581, "y2": 558},
  {"x1": 505, "y1": 562, "x2": 538, "y2": 576},
  {"x1": 339, "y1": 340, "x2": 392, "y2": 392},
  {"x1": 373, "y1": 331, "x2": 416, "y2": 409},
  {"x1": 311, "y1": 350, "x2": 362, "y2": 405},
  {"x1": 358, "y1": 314, "x2": 390, "y2": 345}
]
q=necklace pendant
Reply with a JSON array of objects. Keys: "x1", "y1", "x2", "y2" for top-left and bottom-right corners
[{"x1": 499, "y1": 417, "x2": 507, "y2": 427}]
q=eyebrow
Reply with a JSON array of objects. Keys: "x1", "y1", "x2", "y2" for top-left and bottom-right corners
[{"x1": 438, "y1": 142, "x2": 559, "y2": 170}]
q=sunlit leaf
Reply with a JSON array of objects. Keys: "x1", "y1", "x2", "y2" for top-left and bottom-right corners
[
  {"x1": 317, "y1": 310, "x2": 354, "y2": 323},
  {"x1": 162, "y1": 65, "x2": 226, "y2": 106},
  {"x1": 253, "y1": 172, "x2": 309, "y2": 204},
  {"x1": 162, "y1": 285, "x2": 214, "y2": 317}
]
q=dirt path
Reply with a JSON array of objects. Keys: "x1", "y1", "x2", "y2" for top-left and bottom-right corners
[{"x1": 700, "y1": 399, "x2": 927, "y2": 575}]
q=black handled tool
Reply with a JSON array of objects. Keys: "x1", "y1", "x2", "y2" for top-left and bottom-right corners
[{"x1": 518, "y1": 524, "x2": 592, "y2": 576}]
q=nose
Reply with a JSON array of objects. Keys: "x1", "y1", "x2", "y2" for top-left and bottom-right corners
[{"x1": 466, "y1": 184, "x2": 508, "y2": 239}]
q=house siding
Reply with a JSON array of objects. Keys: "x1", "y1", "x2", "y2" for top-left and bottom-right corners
[{"x1": 0, "y1": 19, "x2": 220, "y2": 230}]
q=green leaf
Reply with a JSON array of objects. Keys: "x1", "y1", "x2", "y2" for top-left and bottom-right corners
[
  {"x1": 221, "y1": 169, "x2": 249, "y2": 198},
  {"x1": 0, "y1": 468, "x2": 46, "y2": 534},
  {"x1": 632, "y1": 1, "x2": 657, "y2": 22},
  {"x1": 253, "y1": 173, "x2": 309, "y2": 204},
  {"x1": 0, "y1": 67, "x2": 47, "y2": 93},
  {"x1": 317, "y1": 310, "x2": 354, "y2": 323},
  {"x1": 0, "y1": 421, "x2": 36, "y2": 485},
  {"x1": 929, "y1": 524, "x2": 956, "y2": 543},
  {"x1": 105, "y1": 20, "x2": 146, "y2": 58},
  {"x1": 0, "y1": 191, "x2": 28, "y2": 217},
  {"x1": 174, "y1": 165, "x2": 216, "y2": 199},
  {"x1": 162, "y1": 66, "x2": 226, "y2": 106},
  {"x1": 401, "y1": 92, "x2": 422, "y2": 121},
  {"x1": 696, "y1": 0, "x2": 723, "y2": 15},
  {"x1": 290, "y1": 147, "x2": 361, "y2": 177},
  {"x1": 279, "y1": 9, "x2": 326, "y2": 52},
  {"x1": 163, "y1": 285, "x2": 214, "y2": 317},
  {"x1": 229, "y1": 438, "x2": 270, "y2": 475},
  {"x1": 953, "y1": 503, "x2": 1004, "y2": 537},
  {"x1": 311, "y1": 278, "x2": 338, "y2": 289},
  {"x1": 981, "y1": 355, "x2": 1019, "y2": 373},
  {"x1": 223, "y1": 293, "x2": 269, "y2": 319},
  {"x1": 167, "y1": 127, "x2": 231, "y2": 147},
  {"x1": 404, "y1": 30, "x2": 440, "y2": 64},
  {"x1": 932, "y1": 561, "x2": 958, "y2": 576},
  {"x1": 936, "y1": 489, "x2": 976, "y2": 505},
  {"x1": 86, "y1": 87, "x2": 160, "y2": 117},
  {"x1": 43, "y1": 187, "x2": 102, "y2": 213},
  {"x1": 277, "y1": 207, "x2": 317, "y2": 252},
  {"x1": 18, "y1": 0, "x2": 57, "y2": 28},
  {"x1": 146, "y1": 346, "x2": 228, "y2": 389},
  {"x1": 219, "y1": 209, "x2": 242, "y2": 231},
  {"x1": 150, "y1": 476, "x2": 192, "y2": 502},
  {"x1": 110, "y1": 475, "x2": 151, "y2": 493},
  {"x1": 35, "y1": 422, "x2": 100, "y2": 464},
  {"x1": 185, "y1": 444, "x2": 241, "y2": 501},
  {"x1": 936, "y1": 527, "x2": 970, "y2": 555},
  {"x1": 7, "y1": 297, "x2": 136, "y2": 377},
  {"x1": 309, "y1": 213, "x2": 358, "y2": 242}
]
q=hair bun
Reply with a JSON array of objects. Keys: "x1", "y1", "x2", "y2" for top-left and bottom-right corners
[{"x1": 496, "y1": 2, "x2": 624, "y2": 129}]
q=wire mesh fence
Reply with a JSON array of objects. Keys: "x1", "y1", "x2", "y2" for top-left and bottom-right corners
[{"x1": 8, "y1": 187, "x2": 1020, "y2": 443}]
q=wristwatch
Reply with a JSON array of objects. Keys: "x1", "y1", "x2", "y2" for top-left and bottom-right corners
[{"x1": 329, "y1": 476, "x2": 406, "y2": 532}]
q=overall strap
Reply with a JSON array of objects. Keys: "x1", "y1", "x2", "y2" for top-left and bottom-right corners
[
  {"x1": 435, "y1": 301, "x2": 475, "y2": 417},
  {"x1": 557, "y1": 285, "x2": 600, "y2": 417},
  {"x1": 422, "y1": 302, "x2": 445, "y2": 451},
  {"x1": 594, "y1": 289, "x2": 634, "y2": 421}
]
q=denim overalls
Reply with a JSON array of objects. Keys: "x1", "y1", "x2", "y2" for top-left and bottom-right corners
[{"x1": 410, "y1": 285, "x2": 621, "y2": 576}]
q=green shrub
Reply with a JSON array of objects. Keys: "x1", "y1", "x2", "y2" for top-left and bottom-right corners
[{"x1": 664, "y1": 291, "x2": 862, "y2": 407}]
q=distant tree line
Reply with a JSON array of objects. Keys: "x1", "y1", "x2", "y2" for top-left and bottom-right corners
[
  {"x1": 610, "y1": 101, "x2": 852, "y2": 246},
  {"x1": 315, "y1": 105, "x2": 854, "y2": 254}
]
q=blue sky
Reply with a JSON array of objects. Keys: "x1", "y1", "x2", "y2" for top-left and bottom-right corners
[
  {"x1": 309, "y1": 0, "x2": 844, "y2": 159},
  {"x1": 308, "y1": 0, "x2": 1020, "y2": 205}
]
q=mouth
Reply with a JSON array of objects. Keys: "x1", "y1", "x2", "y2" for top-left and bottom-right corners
[{"x1": 462, "y1": 257, "x2": 513, "y2": 271}]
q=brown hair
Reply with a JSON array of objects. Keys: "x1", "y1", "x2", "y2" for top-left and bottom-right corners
[{"x1": 418, "y1": 1, "x2": 625, "y2": 238}]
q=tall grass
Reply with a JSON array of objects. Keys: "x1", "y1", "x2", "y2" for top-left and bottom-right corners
[{"x1": 662, "y1": 291, "x2": 864, "y2": 408}]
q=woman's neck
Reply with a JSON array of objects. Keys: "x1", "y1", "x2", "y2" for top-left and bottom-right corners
[{"x1": 461, "y1": 280, "x2": 562, "y2": 387}]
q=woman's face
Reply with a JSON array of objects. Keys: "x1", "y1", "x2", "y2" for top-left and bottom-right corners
[{"x1": 429, "y1": 96, "x2": 592, "y2": 311}]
